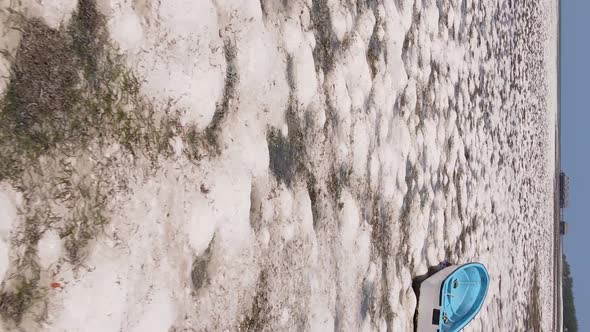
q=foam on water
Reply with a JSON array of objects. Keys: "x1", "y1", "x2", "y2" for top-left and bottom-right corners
[{"x1": 0, "y1": 0, "x2": 558, "y2": 330}]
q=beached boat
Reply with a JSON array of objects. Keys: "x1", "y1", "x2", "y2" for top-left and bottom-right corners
[{"x1": 416, "y1": 262, "x2": 489, "y2": 332}]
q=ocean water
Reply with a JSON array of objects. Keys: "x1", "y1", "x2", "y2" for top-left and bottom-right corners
[{"x1": 0, "y1": 0, "x2": 558, "y2": 331}]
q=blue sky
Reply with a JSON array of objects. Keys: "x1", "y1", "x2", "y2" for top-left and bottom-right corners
[{"x1": 561, "y1": 1, "x2": 588, "y2": 330}]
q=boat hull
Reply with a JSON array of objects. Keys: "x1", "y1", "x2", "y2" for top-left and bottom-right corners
[{"x1": 416, "y1": 265, "x2": 460, "y2": 332}]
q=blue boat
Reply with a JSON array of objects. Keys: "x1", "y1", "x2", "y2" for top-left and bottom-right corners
[{"x1": 416, "y1": 263, "x2": 489, "y2": 332}]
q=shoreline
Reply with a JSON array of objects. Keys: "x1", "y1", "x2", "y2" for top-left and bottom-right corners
[{"x1": 553, "y1": 0, "x2": 563, "y2": 330}]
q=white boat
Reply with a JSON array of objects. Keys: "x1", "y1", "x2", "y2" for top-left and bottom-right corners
[{"x1": 416, "y1": 262, "x2": 489, "y2": 332}]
